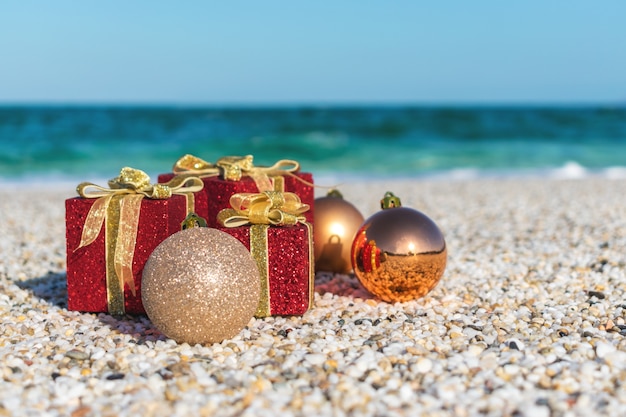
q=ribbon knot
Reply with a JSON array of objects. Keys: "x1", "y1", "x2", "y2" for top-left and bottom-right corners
[
  {"x1": 109, "y1": 166, "x2": 152, "y2": 190},
  {"x1": 217, "y1": 155, "x2": 255, "y2": 181},
  {"x1": 217, "y1": 191, "x2": 309, "y2": 228},
  {"x1": 75, "y1": 167, "x2": 203, "y2": 315}
]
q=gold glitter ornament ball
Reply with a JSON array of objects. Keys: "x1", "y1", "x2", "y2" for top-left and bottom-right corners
[
  {"x1": 314, "y1": 189, "x2": 365, "y2": 274},
  {"x1": 351, "y1": 192, "x2": 447, "y2": 302},
  {"x1": 142, "y1": 227, "x2": 260, "y2": 345}
]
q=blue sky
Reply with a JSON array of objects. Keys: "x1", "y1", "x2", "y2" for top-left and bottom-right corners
[{"x1": 1, "y1": 1, "x2": 625, "y2": 104}]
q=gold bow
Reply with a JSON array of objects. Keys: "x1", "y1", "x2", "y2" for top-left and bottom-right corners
[
  {"x1": 75, "y1": 167, "x2": 203, "y2": 315},
  {"x1": 173, "y1": 154, "x2": 300, "y2": 192},
  {"x1": 217, "y1": 191, "x2": 309, "y2": 228}
]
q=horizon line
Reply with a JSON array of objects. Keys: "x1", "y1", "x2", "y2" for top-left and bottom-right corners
[{"x1": 0, "y1": 99, "x2": 624, "y2": 109}]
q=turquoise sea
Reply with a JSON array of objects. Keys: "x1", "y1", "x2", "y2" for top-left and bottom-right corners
[{"x1": 1, "y1": 105, "x2": 625, "y2": 183}]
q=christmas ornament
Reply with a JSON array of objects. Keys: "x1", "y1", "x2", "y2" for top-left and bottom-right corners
[
  {"x1": 142, "y1": 227, "x2": 260, "y2": 344},
  {"x1": 314, "y1": 189, "x2": 365, "y2": 274},
  {"x1": 351, "y1": 192, "x2": 446, "y2": 302}
]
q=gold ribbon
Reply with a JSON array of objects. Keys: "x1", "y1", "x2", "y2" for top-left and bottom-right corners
[
  {"x1": 75, "y1": 167, "x2": 204, "y2": 315},
  {"x1": 172, "y1": 154, "x2": 301, "y2": 192},
  {"x1": 217, "y1": 191, "x2": 311, "y2": 317},
  {"x1": 216, "y1": 191, "x2": 309, "y2": 228},
  {"x1": 250, "y1": 224, "x2": 271, "y2": 316}
]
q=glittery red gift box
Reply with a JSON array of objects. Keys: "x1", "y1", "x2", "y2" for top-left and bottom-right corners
[
  {"x1": 65, "y1": 193, "x2": 208, "y2": 314},
  {"x1": 217, "y1": 224, "x2": 314, "y2": 317},
  {"x1": 158, "y1": 173, "x2": 315, "y2": 227}
]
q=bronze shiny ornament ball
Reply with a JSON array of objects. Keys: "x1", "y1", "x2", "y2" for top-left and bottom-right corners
[
  {"x1": 351, "y1": 193, "x2": 446, "y2": 302},
  {"x1": 314, "y1": 190, "x2": 365, "y2": 274},
  {"x1": 142, "y1": 227, "x2": 260, "y2": 345}
]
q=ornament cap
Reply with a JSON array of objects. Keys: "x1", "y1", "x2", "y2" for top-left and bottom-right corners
[
  {"x1": 380, "y1": 192, "x2": 402, "y2": 209},
  {"x1": 181, "y1": 212, "x2": 208, "y2": 230},
  {"x1": 326, "y1": 189, "x2": 344, "y2": 199}
]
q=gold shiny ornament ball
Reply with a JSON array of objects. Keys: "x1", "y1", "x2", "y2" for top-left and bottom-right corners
[
  {"x1": 351, "y1": 193, "x2": 447, "y2": 302},
  {"x1": 142, "y1": 227, "x2": 260, "y2": 345},
  {"x1": 314, "y1": 189, "x2": 365, "y2": 274}
]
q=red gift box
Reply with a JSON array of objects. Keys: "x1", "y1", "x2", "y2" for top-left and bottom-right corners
[
  {"x1": 217, "y1": 223, "x2": 313, "y2": 317},
  {"x1": 158, "y1": 155, "x2": 314, "y2": 226},
  {"x1": 65, "y1": 169, "x2": 206, "y2": 315},
  {"x1": 217, "y1": 190, "x2": 314, "y2": 317}
]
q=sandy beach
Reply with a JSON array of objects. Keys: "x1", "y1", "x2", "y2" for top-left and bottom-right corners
[{"x1": 2, "y1": 177, "x2": 626, "y2": 416}]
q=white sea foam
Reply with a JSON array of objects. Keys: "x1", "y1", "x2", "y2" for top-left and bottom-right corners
[
  {"x1": 315, "y1": 162, "x2": 626, "y2": 187},
  {"x1": 547, "y1": 161, "x2": 588, "y2": 179},
  {"x1": 602, "y1": 165, "x2": 626, "y2": 179},
  {"x1": 3, "y1": 162, "x2": 626, "y2": 196}
]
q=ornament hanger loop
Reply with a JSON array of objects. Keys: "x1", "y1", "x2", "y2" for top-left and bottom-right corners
[
  {"x1": 326, "y1": 189, "x2": 344, "y2": 199},
  {"x1": 380, "y1": 191, "x2": 402, "y2": 209}
]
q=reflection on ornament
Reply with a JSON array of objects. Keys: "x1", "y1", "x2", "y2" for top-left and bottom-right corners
[
  {"x1": 142, "y1": 227, "x2": 260, "y2": 345},
  {"x1": 314, "y1": 189, "x2": 365, "y2": 274},
  {"x1": 351, "y1": 192, "x2": 446, "y2": 302}
]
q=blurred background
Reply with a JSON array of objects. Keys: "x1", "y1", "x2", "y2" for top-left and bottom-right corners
[{"x1": 1, "y1": 1, "x2": 625, "y2": 182}]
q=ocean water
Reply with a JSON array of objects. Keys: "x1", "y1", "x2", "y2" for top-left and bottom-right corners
[{"x1": 1, "y1": 105, "x2": 625, "y2": 183}]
